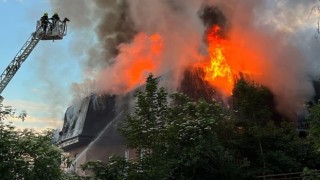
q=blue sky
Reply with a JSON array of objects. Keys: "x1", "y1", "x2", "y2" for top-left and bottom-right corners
[{"x1": 0, "y1": 0, "x2": 83, "y2": 130}]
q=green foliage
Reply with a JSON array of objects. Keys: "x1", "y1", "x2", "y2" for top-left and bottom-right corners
[
  {"x1": 0, "y1": 104, "x2": 64, "y2": 180},
  {"x1": 232, "y1": 75, "x2": 274, "y2": 124},
  {"x1": 121, "y1": 74, "x2": 168, "y2": 154},
  {"x1": 81, "y1": 74, "x2": 320, "y2": 179},
  {"x1": 80, "y1": 156, "x2": 144, "y2": 180},
  {"x1": 86, "y1": 74, "x2": 245, "y2": 179},
  {"x1": 229, "y1": 121, "x2": 319, "y2": 177},
  {"x1": 163, "y1": 94, "x2": 244, "y2": 179},
  {"x1": 302, "y1": 168, "x2": 320, "y2": 180},
  {"x1": 307, "y1": 103, "x2": 320, "y2": 151},
  {"x1": 230, "y1": 77, "x2": 320, "y2": 177}
]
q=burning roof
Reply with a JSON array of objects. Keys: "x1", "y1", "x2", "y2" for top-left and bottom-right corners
[
  {"x1": 57, "y1": 94, "x2": 119, "y2": 150},
  {"x1": 50, "y1": 0, "x2": 320, "y2": 117}
]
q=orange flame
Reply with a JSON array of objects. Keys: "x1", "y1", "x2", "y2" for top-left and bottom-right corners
[
  {"x1": 100, "y1": 24, "x2": 264, "y2": 96},
  {"x1": 203, "y1": 26, "x2": 235, "y2": 95},
  {"x1": 98, "y1": 33, "x2": 164, "y2": 94},
  {"x1": 197, "y1": 25, "x2": 265, "y2": 95},
  {"x1": 124, "y1": 34, "x2": 163, "y2": 89}
]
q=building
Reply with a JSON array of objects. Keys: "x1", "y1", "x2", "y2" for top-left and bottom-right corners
[{"x1": 57, "y1": 94, "x2": 132, "y2": 174}]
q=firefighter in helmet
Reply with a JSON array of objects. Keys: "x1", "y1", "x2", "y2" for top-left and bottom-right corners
[
  {"x1": 50, "y1": 12, "x2": 61, "y2": 31},
  {"x1": 40, "y1": 12, "x2": 49, "y2": 33}
]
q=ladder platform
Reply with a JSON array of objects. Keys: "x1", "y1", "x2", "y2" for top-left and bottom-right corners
[
  {"x1": 36, "y1": 20, "x2": 68, "y2": 41},
  {"x1": 41, "y1": 34, "x2": 63, "y2": 40}
]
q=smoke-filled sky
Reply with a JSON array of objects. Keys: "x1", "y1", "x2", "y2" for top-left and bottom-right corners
[
  {"x1": 1, "y1": 0, "x2": 320, "y2": 130},
  {"x1": 51, "y1": 0, "x2": 320, "y2": 117}
]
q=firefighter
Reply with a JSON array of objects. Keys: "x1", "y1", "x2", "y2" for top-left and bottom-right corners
[
  {"x1": 40, "y1": 12, "x2": 49, "y2": 33},
  {"x1": 50, "y1": 12, "x2": 61, "y2": 30}
]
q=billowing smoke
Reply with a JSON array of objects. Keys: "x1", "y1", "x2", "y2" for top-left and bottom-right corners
[
  {"x1": 50, "y1": 0, "x2": 320, "y2": 118},
  {"x1": 98, "y1": 0, "x2": 206, "y2": 94},
  {"x1": 50, "y1": 0, "x2": 136, "y2": 100},
  {"x1": 95, "y1": 0, "x2": 136, "y2": 62},
  {"x1": 70, "y1": 79, "x2": 96, "y2": 104},
  {"x1": 207, "y1": 0, "x2": 320, "y2": 117}
]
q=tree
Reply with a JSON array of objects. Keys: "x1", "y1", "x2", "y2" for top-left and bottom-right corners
[
  {"x1": 0, "y1": 104, "x2": 65, "y2": 180},
  {"x1": 80, "y1": 156, "x2": 144, "y2": 180},
  {"x1": 79, "y1": 74, "x2": 320, "y2": 179},
  {"x1": 298, "y1": 102, "x2": 320, "y2": 179},
  {"x1": 307, "y1": 102, "x2": 320, "y2": 151},
  {"x1": 82, "y1": 74, "x2": 245, "y2": 179},
  {"x1": 229, "y1": 77, "x2": 320, "y2": 177},
  {"x1": 120, "y1": 74, "x2": 168, "y2": 155},
  {"x1": 232, "y1": 75, "x2": 275, "y2": 124}
]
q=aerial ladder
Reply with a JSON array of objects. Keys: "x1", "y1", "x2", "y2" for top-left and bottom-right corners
[{"x1": 0, "y1": 17, "x2": 70, "y2": 102}]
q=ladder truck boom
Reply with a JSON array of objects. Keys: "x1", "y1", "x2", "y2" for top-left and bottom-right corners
[
  {"x1": 0, "y1": 27, "x2": 43, "y2": 94},
  {"x1": 0, "y1": 17, "x2": 69, "y2": 101}
]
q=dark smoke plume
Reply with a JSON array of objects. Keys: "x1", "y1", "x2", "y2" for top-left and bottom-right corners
[
  {"x1": 50, "y1": 0, "x2": 320, "y2": 117},
  {"x1": 95, "y1": 0, "x2": 136, "y2": 63},
  {"x1": 199, "y1": 6, "x2": 227, "y2": 29}
]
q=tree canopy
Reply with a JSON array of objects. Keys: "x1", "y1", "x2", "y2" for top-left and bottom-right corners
[
  {"x1": 0, "y1": 104, "x2": 65, "y2": 180},
  {"x1": 2, "y1": 74, "x2": 319, "y2": 179},
  {"x1": 80, "y1": 74, "x2": 320, "y2": 179}
]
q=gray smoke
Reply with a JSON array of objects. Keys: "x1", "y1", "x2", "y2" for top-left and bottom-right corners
[
  {"x1": 50, "y1": 0, "x2": 320, "y2": 117},
  {"x1": 49, "y1": 0, "x2": 136, "y2": 100},
  {"x1": 95, "y1": 0, "x2": 136, "y2": 62},
  {"x1": 33, "y1": 43, "x2": 71, "y2": 118},
  {"x1": 207, "y1": 0, "x2": 320, "y2": 117},
  {"x1": 98, "y1": 0, "x2": 206, "y2": 94}
]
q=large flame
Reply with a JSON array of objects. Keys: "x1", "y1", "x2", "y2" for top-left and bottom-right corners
[
  {"x1": 98, "y1": 33, "x2": 164, "y2": 94},
  {"x1": 99, "y1": 24, "x2": 264, "y2": 96},
  {"x1": 197, "y1": 25, "x2": 264, "y2": 95},
  {"x1": 203, "y1": 26, "x2": 235, "y2": 95}
]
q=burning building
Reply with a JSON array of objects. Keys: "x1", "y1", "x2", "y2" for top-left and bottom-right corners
[
  {"x1": 57, "y1": 95, "x2": 128, "y2": 174},
  {"x1": 49, "y1": 0, "x2": 320, "y2": 116},
  {"x1": 56, "y1": 94, "x2": 120, "y2": 174},
  {"x1": 53, "y1": 0, "x2": 320, "y2": 175}
]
